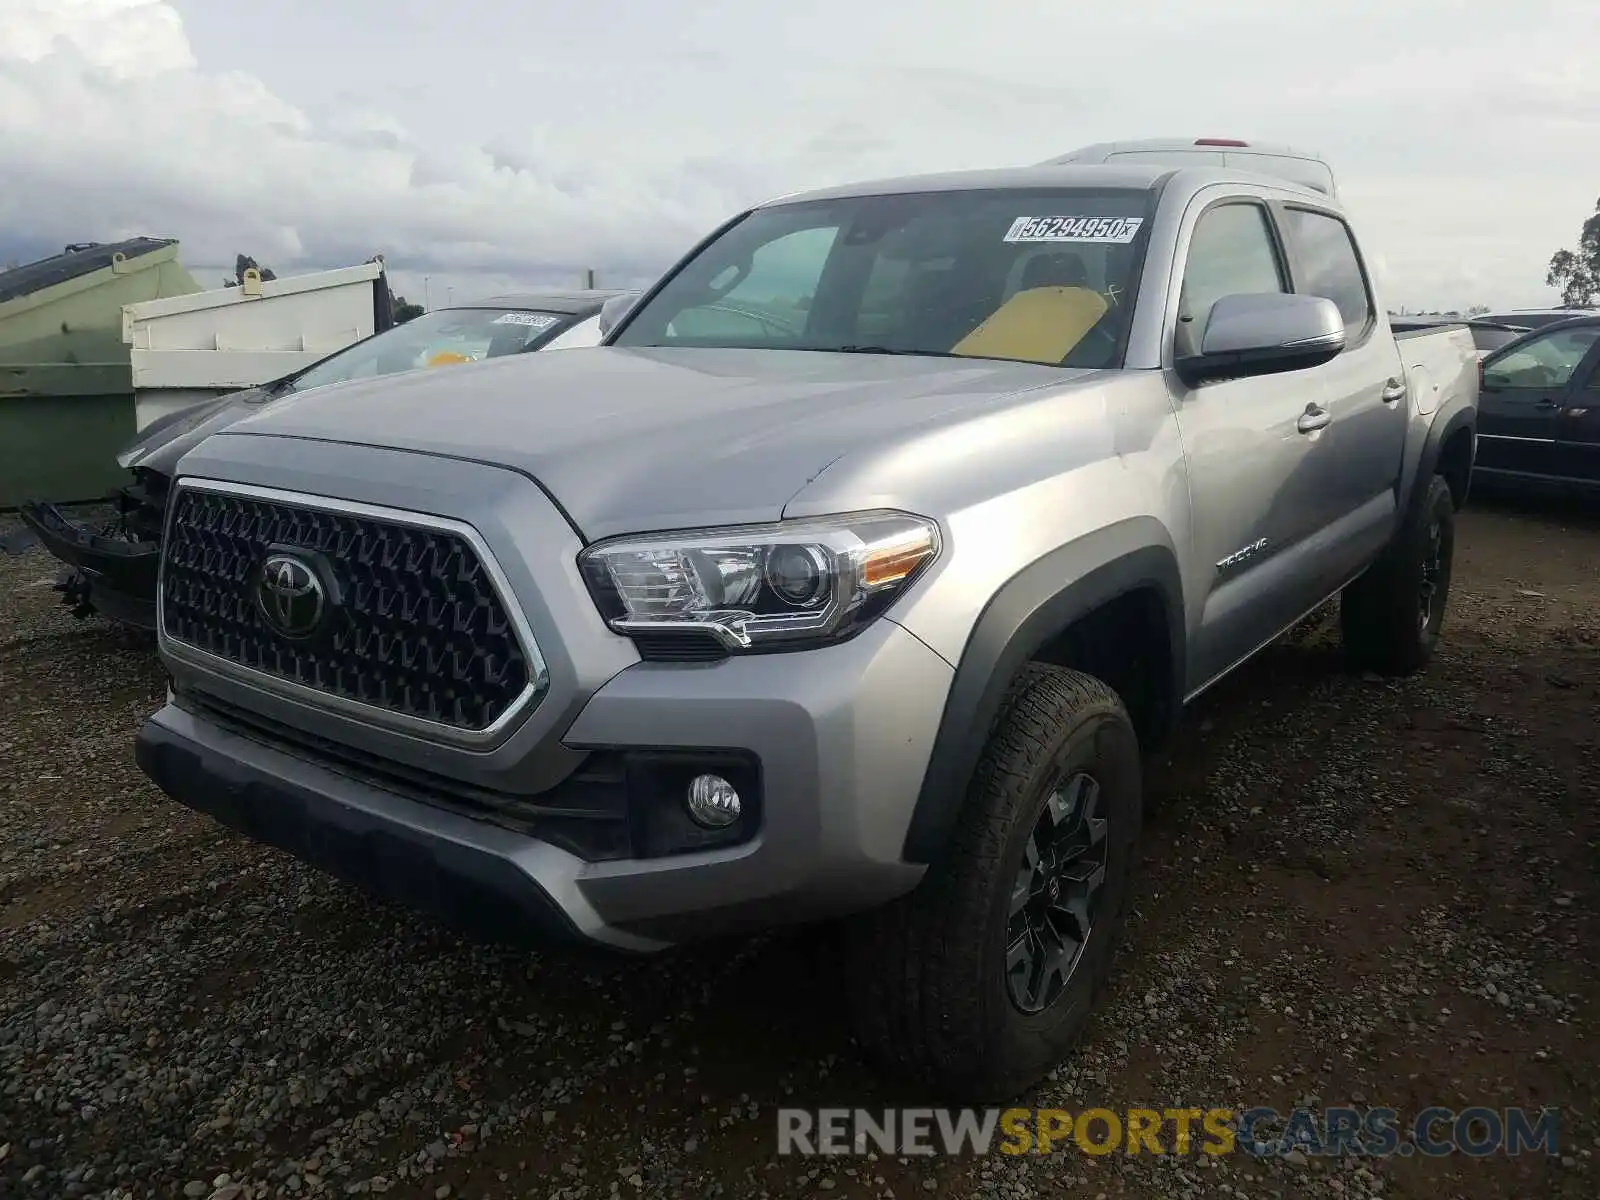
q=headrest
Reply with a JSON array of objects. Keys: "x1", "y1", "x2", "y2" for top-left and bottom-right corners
[{"x1": 1020, "y1": 252, "x2": 1089, "y2": 289}]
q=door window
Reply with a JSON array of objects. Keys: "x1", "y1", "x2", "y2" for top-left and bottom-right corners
[
  {"x1": 1280, "y1": 207, "x2": 1373, "y2": 339},
  {"x1": 1483, "y1": 327, "x2": 1600, "y2": 389},
  {"x1": 1176, "y1": 203, "x2": 1287, "y2": 358}
]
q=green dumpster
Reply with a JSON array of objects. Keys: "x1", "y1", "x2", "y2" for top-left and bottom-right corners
[{"x1": 0, "y1": 239, "x2": 200, "y2": 508}]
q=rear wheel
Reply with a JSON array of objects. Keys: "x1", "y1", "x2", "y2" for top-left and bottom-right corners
[
  {"x1": 844, "y1": 664, "x2": 1141, "y2": 1101},
  {"x1": 1340, "y1": 473, "x2": 1456, "y2": 675}
]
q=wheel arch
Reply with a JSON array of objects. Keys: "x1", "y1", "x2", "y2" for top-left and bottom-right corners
[
  {"x1": 1417, "y1": 405, "x2": 1476, "y2": 512},
  {"x1": 899, "y1": 519, "x2": 1186, "y2": 864}
]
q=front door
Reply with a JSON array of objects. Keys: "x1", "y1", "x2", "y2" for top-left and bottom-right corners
[
  {"x1": 1477, "y1": 324, "x2": 1600, "y2": 480},
  {"x1": 1554, "y1": 336, "x2": 1600, "y2": 485}
]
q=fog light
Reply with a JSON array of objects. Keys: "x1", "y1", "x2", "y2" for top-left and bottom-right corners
[{"x1": 686, "y1": 773, "x2": 741, "y2": 828}]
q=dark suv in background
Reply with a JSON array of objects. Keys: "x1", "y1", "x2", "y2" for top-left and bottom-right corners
[{"x1": 1471, "y1": 314, "x2": 1600, "y2": 495}]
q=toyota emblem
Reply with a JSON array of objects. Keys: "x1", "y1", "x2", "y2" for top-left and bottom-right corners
[{"x1": 257, "y1": 552, "x2": 326, "y2": 639}]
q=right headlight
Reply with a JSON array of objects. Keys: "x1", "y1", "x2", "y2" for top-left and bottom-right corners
[{"x1": 577, "y1": 510, "x2": 941, "y2": 652}]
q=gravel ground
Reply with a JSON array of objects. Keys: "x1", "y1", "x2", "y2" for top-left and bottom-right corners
[{"x1": 2, "y1": 492, "x2": 1596, "y2": 1200}]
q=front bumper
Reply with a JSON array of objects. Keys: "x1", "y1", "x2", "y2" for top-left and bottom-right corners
[
  {"x1": 137, "y1": 440, "x2": 953, "y2": 948},
  {"x1": 138, "y1": 615, "x2": 952, "y2": 950},
  {"x1": 137, "y1": 701, "x2": 636, "y2": 947},
  {"x1": 17, "y1": 499, "x2": 160, "y2": 630}
]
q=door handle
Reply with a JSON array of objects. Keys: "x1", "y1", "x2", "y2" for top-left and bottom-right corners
[
  {"x1": 1297, "y1": 403, "x2": 1331, "y2": 434},
  {"x1": 1381, "y1": 378, "x2": 1407, "y2": 403},
  {"x1": 1534, "y1": 398, "x2": 1560, "y2": 410}
]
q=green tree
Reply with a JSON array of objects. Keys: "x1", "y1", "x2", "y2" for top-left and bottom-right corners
[
  {"x1": 1546, "y1": 197, "x2": 1600, "y2": 307},
  {"x1": 392, "y1": 296, "x2": 424, "y2": 323}
]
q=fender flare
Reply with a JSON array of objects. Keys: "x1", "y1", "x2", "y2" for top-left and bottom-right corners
[
  {"x1": 899, "y1": 518, "x2": 1186, "y2": 863},
  {"x1": 1411, "y1": 403, "x2": 1476, "y2": 512}
]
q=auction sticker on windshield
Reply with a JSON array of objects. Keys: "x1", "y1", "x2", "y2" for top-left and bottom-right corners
[
  {"x1": 493, "y1": 312, "x2": 560, "y2": 328},
  {"x1": 1003, "y1": 216, "x2": 1144, "y2": 244}
]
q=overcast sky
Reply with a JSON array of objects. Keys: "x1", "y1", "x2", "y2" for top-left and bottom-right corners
[{"x1": 2, "y1": 0, "x2": 1596, "y2": 311}]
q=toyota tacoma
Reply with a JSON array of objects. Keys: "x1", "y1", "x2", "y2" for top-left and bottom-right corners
[{"x1": 134, "y1": 156, "x2": 1478, "y2": 1100}]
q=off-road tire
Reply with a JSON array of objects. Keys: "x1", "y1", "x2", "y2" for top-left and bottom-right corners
[
  {"x1": 843, "y1": 664, "x2": 1142, "y2": 1102},
  {"x1": 1340, "y1": 473, "x2": 1456, "y2": 676}
]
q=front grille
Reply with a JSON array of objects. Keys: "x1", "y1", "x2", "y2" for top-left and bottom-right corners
[{"x1": 160, "y1": 486, "x2": 535, "y2": 733}]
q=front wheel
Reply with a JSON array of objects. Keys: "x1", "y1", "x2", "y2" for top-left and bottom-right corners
[
  {"x1": 843, "y1": 664, "x2": 1142, "y2": 1101},
  {"x1": 1340, "y1": 473, "x2": 1456, "y2": 676}
]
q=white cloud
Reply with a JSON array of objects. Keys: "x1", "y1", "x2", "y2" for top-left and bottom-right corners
[
  {"x1": 2, "y1": 0, "x2": 1597, "y2": 309},
  {"x1": 0, "y1": 0, "x2": 192, "y2": 77}
]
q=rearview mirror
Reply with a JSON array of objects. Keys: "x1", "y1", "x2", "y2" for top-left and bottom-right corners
[
  {"x1": 597, "y1": 292, "x2": 641, "y2": 337},
  {"x1": 1177, "y1": 293, "x2": 1345, "y2": 385}
]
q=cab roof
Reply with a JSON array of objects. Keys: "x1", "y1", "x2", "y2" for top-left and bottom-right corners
[{"x1": 756, "y1": 162, "x2": 1336, "y2": 208}]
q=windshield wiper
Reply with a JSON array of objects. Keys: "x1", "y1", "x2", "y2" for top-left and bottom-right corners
[
  {"x1": 828, "y1": 345, "x2": 1033, "y2": 365},
  {"x1": 833, "y1": 344, "x2": 959, "y2": 356}
]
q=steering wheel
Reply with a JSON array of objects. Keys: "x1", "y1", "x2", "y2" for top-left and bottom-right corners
[
  {"x1": 699, "y1": 302, "x2": 802, "y2": 338},
  {"x1": 755, "y1": 310, "x2": 802, "y2": 337},
  {"x1": 1061, "y1": 314, "x2": 1121, "y2": 369}
]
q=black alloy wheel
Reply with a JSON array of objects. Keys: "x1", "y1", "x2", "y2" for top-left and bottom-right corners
[
  {"x1": 1005, "y1": 770, "x2": 1109, "y2": 1014},
  {"x1": 1419, "y1": 516, "x2": 1444, "y2": 634}
]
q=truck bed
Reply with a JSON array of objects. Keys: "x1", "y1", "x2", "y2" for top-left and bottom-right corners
[
  {"x1": 1395, "y1": 322, "x2": 1479, "y2": 424},
  {"x1": 1393, "y1": 324, "x2": 1467, "y2": 340}
]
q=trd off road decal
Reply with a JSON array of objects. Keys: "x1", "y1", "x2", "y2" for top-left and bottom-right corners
[{"x1": 1003, "y1": 216, "x2": 1145, "y2": 244}]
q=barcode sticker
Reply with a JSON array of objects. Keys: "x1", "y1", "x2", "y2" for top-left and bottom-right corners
[
  {"x1": 1003, "y1": 216, "x2": 1144, "y2": 244},
  {"x1": 493, "y1": 312, "x2": 559, "y2": 328}
]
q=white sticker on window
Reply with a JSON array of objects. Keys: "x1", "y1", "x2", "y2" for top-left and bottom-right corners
[
  {"x1": 493, "y1": 311, "x2": 559, "y2": 328},
  {"x1": 1003, "y1": 216, "x2": 1144, "y2": 245}
]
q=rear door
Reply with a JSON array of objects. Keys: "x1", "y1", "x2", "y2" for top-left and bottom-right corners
[
  {"x1": 1476, "y1": 324, "x2": 1600, "y2": 480},
  {"x1": 1168, "y1": 196, "x2": 1331, "y2": 689},
  {"x1": 1274, "y1": 204, "x2": 1408, "y2": 589},
  {"x1": 1554, "y1": 335, "x2": 1600, "y2": 486}
]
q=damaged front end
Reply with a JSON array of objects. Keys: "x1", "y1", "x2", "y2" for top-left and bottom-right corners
[
  {"x1": 14, "y1": 383, "x2": 279, "y2": 632},
  {"x1": 17, "y1": 468, "x2": 170, "y2": 631}
]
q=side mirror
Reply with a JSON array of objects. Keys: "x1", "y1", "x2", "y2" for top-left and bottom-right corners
[
  {"x1": 1176, "y1": 293, "x2": 1345, "y2": 385},
  {"x1": 597, "y1": 292, "x2": 641, "y2": 337}
]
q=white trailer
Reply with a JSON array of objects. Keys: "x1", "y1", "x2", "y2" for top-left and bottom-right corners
[{"x1": 123, "y1": 259, "x2": 392, "y2": 430}]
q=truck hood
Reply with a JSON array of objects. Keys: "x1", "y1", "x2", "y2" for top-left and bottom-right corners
[
  {"x1": 211, "y1": 346, "x2": 1087, "y2": 538},
  {"x1": 116, "y1": 298, "x2": 636, "y2": 476}
]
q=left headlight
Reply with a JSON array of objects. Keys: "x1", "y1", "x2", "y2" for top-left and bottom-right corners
[{"x1": 578, "y1": 510, "x2": 941, "y2": 652}]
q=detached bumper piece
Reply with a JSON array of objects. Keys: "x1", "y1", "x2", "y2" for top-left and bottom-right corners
[{"x1": 17, "y1": 500, "x2": 160, "y2": 629}]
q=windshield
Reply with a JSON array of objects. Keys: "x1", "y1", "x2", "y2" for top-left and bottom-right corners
[
  {"x1": 610, "y1": 187, "x2": 1156, "y2": 369},
  {"x1": 284, "y1": 306, "x2": 575, "y2": 395}
]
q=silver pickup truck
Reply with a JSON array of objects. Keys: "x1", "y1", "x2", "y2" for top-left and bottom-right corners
[{"x1": 134, "y1": 157, "x2": 1478, "y2": 1100}]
